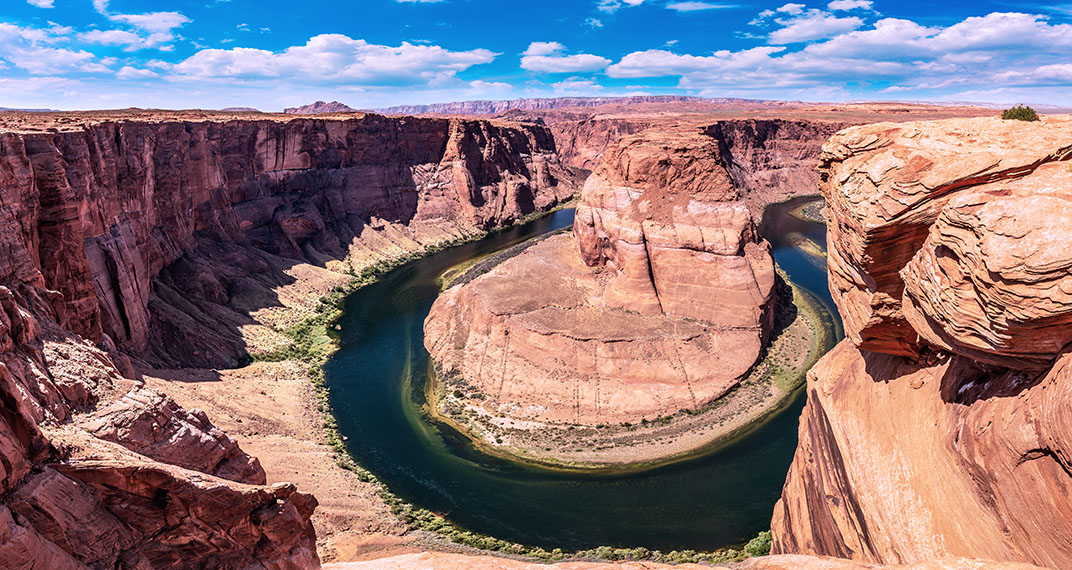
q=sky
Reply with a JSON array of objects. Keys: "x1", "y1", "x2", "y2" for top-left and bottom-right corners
[{"x1": 0, "y1": 0, "x2": 1070, "y2": 111}]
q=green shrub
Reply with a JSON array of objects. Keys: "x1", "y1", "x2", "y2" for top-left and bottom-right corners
[
  {"x1": 1001, "y1": 105, "x2": 1039, "y2": 122},
  {"x1": 744, "y1": 530, "x2": 772, "y2": 557}
]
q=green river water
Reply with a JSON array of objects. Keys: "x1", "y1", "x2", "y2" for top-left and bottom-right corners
[{"x1": 323, "y1": 196, "x2": 839, "y2": 551}]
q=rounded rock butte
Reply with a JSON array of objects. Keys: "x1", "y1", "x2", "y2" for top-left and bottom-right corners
[{"x1": 424, "y1": 127, "x2": 777, "y2": 435}]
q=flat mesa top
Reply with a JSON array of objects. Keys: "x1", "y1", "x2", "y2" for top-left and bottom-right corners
[
  {"x1": 0, "y1": 102, "x2": 1003, "y2": 135},
  {"x1": 0, "y1": 109, "x2": 369, "y2": 134}
]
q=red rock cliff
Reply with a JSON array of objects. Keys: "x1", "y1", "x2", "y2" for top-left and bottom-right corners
[
  {"x1": 772, "y1": 116, "x2": 1072, "y2": 568},
  {"x1": 0, "y1": 113, "x2": 574, "y2": 367},
  {"x1": 0, "y1": 112, "x2": 576, "y2": 569}
]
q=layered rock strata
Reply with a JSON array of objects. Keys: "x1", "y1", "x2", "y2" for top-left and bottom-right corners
[
  {"x1": 772, "y1": 116, "x2": 1072, "y2": 568},
  {"x1": 425, "y1": 127, "x2": 776, "y2": 439},
  {"x1": 0, "y1": 112, "x2": 576, "y2": 568}
]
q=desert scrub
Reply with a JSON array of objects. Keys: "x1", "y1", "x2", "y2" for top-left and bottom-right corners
[
  {"x1": 744, "y1": 530, "x2": 772, "y2": 556},
  {"x1": 1001, "y1": 105, "x2": 1039, "y2": 122}
]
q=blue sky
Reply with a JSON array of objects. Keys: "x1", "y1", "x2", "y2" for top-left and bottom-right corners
[{"x1": 1, "y1": 0, "x2": 1070, "y2": 110}]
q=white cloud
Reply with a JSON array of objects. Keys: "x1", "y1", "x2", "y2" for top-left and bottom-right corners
[
  {"x1": 26, "y1": 0, "x2": 54, "y2": 8},
  {"x1": 523, "y1": 41, "x2": 565, "y2": 57},
  {"x1": 606, "y1": 46, "x2": 788, "y2": 78},
  {"x1": 585, "y1": 17, "x2": 604, "y2": 28},
  {"x1": 777, "y1": 3, "x2": 806, "y2": 15},
  {"x1": 597, "y1": 0, "x2": 645, "y2": 13},
  {"x1": 667, "y1": 2, "x2": 733, "y2": 11},
  {"x1": 551, "y1": 77, "x2": 604, "y2": 94},
  {"x1": 116, "y1": 66, "x2": 158, "y2": 79},
  {"x1": 91, "y1": 0, "x2": 189, "y2": 50},
  {"x1": 520, "y1": 42, "x2": 610, "y2": 73},
  {"x1": 80, "y1": 29, "x2": 171, "y2": 50},
  {"x1": 769, "y1": 10, "x2": 863, "y2": 43},
  {"x1": 0, "y1": 22, "x2": 111, "y2": 75},
  {"x1": 827, "y1": 0, "x2": 872, "y2": 10},
  {"x1": 602, "y1": 10, "x2": 1072, "y2": 104},
  {"x1": 171, "y1": 35, "x2": 497, "y2": 85}
]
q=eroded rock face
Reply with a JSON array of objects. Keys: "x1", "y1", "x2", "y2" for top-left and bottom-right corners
[
  {"x1": 574, "y1": 128, "x2": 775, "y2": 328},
  {"x1": 819, "y1": 116, "x2": 1072, "y2": 359},
  {"x1": 0, "y1": 114, "x2": 575, "y2": 368},
  {"x1": 773, "y1": 116, "x2": 1072, "y2": 568},
  {"x1": 81, "y1": 387, "x2": 267, "y2": 485},
  {"x1": 425, "y1": 126, "x2": 775, "y2": 431},
  {"x1": 0, "y1": 113, "x2": 575, "y2": 569}
]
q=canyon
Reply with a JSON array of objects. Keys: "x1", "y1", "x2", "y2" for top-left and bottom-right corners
[
  {"x1": 0, "y1": 109, "x2": 575, "y2": 568},
  {"x1": 0, "y1": 99, "x2": 1054, "y2": 570}
]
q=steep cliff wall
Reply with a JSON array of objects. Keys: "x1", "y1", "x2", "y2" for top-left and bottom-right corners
[
  {"x1": 0, "y1": 114, "x2": 574, "y2": 367},
  {"x1": 0, "y1": 112, "x2": 576, "y2": 569},
  {"x1": 772, "y1": 116, "x2": 1072, "y2": 568}
]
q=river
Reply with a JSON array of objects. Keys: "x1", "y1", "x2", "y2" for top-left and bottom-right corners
[{"x1": 323, "y1": 197, "x2": 839, "y2": 551}]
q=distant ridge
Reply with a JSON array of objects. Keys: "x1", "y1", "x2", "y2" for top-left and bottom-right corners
[
  {"x1": 220, "y1": 106, "x2": 261, "y2": 113},
  {"x1": 284, "y1": 100, "x2": 358, "y2": 114},
  {"x1": 371, "y1": 95, "x2": 800, "y2": 116},
  {"x1": 0, "y1": 106, "x2": 57, "y2": 112}
]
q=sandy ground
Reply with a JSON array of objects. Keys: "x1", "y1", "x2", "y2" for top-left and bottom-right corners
[{"x1": 143, "y1": 361, "x2": 418, "y2": 562}]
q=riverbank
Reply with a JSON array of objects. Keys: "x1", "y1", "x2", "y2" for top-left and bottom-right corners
[
  {"x1": 424, "y1": 267, "x2": 835, "y2": 471},
  {"x1": 138, "y1": 208, "x2": 579, "y2": 562},
  {"x1": 139, "y1": 201, "x2": 765, "y2": 565}
]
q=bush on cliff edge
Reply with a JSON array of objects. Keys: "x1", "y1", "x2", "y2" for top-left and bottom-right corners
[
  {"x1": 744, "y1": 531, "x2": 772, "y2": 556},
  {"x1": 1001, "y1": 105, "x2": 1040, "y2": 121}
]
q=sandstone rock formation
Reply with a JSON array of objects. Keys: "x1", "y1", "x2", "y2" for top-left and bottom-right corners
[
  {"x1": 425, "y1": 126, "x2": 776, "y2": 445},
  {"x1": 374, "y1": 95, "x2": 798, "y2": 117},
  {"x1": 0, "y1": 112, "x2": 575, "y2": 368},
  {"x1": 0, "y1": 111, "x2": 576, "y2": 568},
  {"x1": 772, "y1": 116, "x2": 1072, "y2": 568},
  {"x1": 284, "y1": 100, "x2": 358, "y2": 114}
]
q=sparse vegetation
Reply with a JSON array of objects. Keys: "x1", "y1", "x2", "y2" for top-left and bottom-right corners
[
  {"x1": 744, "y1": 530, "x2": 772, "y2": 557},
  {"x1": 1001, "y1": 104, "x2": 1040, "y2": 122}
]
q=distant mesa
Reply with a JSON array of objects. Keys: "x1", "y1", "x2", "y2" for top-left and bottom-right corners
[
  {"x1": 374, "y1": 95, "x2": 803, "y2": 116},
  {"x1": 0, "y1": 106, "x2": 58, "y2": 112},
  {"x1": 219, "y1": 106, "x2": 262, "y2": 113},
  {"x1": 284, "y1": 100, "x2": 358, "y2": 114}
]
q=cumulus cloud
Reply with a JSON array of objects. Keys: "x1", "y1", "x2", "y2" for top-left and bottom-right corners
[
  {"x1": 170, "y1": 34, "x2": 497, "y2": 85},
  {"x1": 827, "y1": 0, "x2": 872, "y2": 10},
  {"x1": 768, "y1": 10, "x2": 863, "y2": 43},
  {"x1": 26, "y1": 0, "x2": 54, "y2": 8},
  {"x1": 551, "y1": 77, "x2": 604, "y2": 94},
  {"x1": 90, "y1": 0, "x2": 189, "y2": 50},
  {"x1": 597, "y1": 0, "x2": 645, "y2": 13},
  {"x1": 116, "y1": 66, "x2": 158, "y2": 79},
  {"x1": 603, "y1": 11, "x2": 1072, "y2": 100},
  {"x1": 0, "y1": 22, "x2": 111, "y2": 75},
  {"x1": 520, "y1": 41, "x2": 611, "y2": 73},
  {"x1": 777, "y1": 3, "x2": 806, "y2": 15}
]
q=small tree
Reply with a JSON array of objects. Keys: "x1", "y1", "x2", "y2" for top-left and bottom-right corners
[{"x1": 1001, "y1": 105, "x2": 1040, "y2": 122}]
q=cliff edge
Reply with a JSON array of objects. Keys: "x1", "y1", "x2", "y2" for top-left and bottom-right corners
[{"x1": 772, "y1": 116, "x2": 1072, "y2": 568}]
